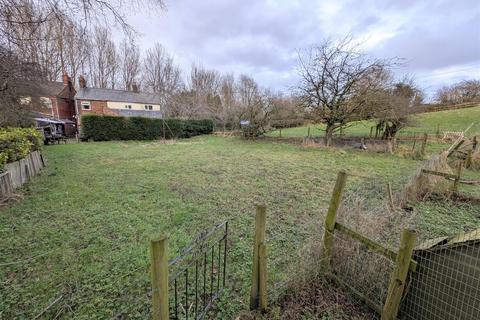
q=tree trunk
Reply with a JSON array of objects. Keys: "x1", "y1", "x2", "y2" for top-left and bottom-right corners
[{"x1": 324, "y1": 124, "x2": 335, "y2": 146}]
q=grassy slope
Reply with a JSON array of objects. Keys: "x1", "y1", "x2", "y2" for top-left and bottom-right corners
[
  {"x1": 268, "y1": 105, "x2": 480, "y2": 138},
  {"x1": 0, "y1": 136, "x2": 478, "y2": 318}
]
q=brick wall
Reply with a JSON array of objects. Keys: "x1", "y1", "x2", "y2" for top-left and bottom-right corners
[
  {"x1": 76, "y1": 100, "x2": 119, "y2": 132},
  {"x1": 78, "y1": 100, "x2": 119, "y2": 117},
  {"x1": 56, "y1": 98, "x2": 75, "y2": 119}
]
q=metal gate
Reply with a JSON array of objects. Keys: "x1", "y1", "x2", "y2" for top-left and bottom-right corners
[{"x1": 168, "y1": 220, "x2": 228, "y2": 319}]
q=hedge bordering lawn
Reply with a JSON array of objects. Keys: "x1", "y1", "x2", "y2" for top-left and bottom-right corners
[
  {"x1": 0, "y1": 127, "x2": 43, "y2": 172},
  {"x1": 81, "y1": 115, "x2": 214, "y2": 141}
]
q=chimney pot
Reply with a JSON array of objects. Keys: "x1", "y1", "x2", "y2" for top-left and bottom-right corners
[
  {"x1": 62, "y1": 74, "x2": 70, "y2": 86},
  {"x1": 79, "y1": 75, "x2": 86, "y2": 89},
  {"x1": 132, "y1": 82, "x2": 139, "y2": 93}
]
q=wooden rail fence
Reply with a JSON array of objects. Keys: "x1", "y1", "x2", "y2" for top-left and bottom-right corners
[{"x1": 321, "y1": 171, "x2": 417, "y2": 320}]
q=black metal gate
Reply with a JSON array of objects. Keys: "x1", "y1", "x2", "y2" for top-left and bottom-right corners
[{"x1": 168, "y1": 220, "x2": 228, "y2": 319}]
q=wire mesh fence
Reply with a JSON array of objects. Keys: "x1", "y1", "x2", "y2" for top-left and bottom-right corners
[
  {"x1": 400, "y1": 228, "x2": 480, "y2": 320},
  {"x1": 325, "y1": 175, "x2": 480, "y2": 320},
  {"x1": 331, "y1": 231, "x2": 394, "y2": 313}
]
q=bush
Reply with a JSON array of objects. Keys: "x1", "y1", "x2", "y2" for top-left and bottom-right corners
[
  {"x1": 0, "y1": 127, "x2": 42, "y2": 172},
  {"x1": 81, "y1": 115, "x2": 214, "y2": 141}
]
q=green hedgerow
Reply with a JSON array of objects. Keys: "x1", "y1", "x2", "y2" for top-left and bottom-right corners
[{"x1": 80, "y1": 115, "x2": 214, "y2": 141}]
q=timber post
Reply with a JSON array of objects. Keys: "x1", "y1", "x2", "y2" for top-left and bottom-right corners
[
  {"x1": 250, "y1": 204, "x2": 267, "y2": 310},
  {"x1": 420, "y1": 133, "x2": 428, "y2": 157},
  {"x1": 321, "y1": 171, "x2": 347, "y2": 272},
  {"x1": 150, "y1": 237, "x2": 169, "y2": 320},
  {"x1": 381, "y1": 229, "x2": 416, "y2": 320},
  {"x1": 258, "y1": 242, "x2": 268, "y2": 312},
  {"x1": 452, "y1": 161, "x2": 463, "y2": 197},
  {"x1": 466, "y1": 150, "x2": 473, "y2": 168},
  {"x1": 387, "y1": 183, "x2": 394, "y2": 211}
]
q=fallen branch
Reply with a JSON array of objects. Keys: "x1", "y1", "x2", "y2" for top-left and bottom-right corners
[
  {"x1": 0, "y1": 250, "x2": 54, "y2": 267},
  {"x1": 33, "y1": 295, "x2": 64, "y2": 320}
]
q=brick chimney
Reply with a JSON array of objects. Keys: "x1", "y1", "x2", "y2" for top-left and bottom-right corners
[
  {"x1": 132, "y1": 82, "x2": 139, "y2": 93},
  {"x1": 62, "y1": 74, "x2": 71, "y2": 86},
  {"x1": 78, "y1": 75, "x2": 86, "y2": 88}
]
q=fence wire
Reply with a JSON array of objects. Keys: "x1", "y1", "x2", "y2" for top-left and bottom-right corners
[
  {"x1": 400, "y1": 228, "x2": 480, "y2": 320},
  {"x1": 329, "y1": 176, "x2": 480, "y2": 320}
]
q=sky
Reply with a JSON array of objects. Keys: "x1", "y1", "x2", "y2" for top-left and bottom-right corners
[{"x1": 122, "y1": 0, "x2": 480, "y2": 100}]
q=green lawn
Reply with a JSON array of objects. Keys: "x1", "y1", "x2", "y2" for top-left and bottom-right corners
[
  {"x1": 1, "y1": 136, "x2": 479, "y2": 319},
  {"x1": 267, "y1": 105, "x2": 480, "y2": 138}
]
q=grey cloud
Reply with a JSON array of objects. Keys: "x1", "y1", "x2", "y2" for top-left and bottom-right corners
[{"x1": 128, "y1": 0, "x2": 480, "y2": 95}]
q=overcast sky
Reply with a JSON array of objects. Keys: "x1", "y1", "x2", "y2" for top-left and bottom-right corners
[{"x1": 123, "y1": 0, "x2": 480, "y2": 99}]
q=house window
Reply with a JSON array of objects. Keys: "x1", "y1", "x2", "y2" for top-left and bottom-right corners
[
  {"x1": 40, "y1": 97, "x2": 52, "y2": 109},
  {"x1": 145, "y1": 105, "x2": 153, "y2": 110},
  {"x1": 81, "y1": 101, "x2": 91, "y2": 110},
  {"x1": 125, "y1": 105, "x2": 132, "y2": 109}
]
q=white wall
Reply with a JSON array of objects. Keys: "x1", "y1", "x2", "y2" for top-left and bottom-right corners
[{"x1": 107, "y1": 101, "x2": 161, "y2": 111}]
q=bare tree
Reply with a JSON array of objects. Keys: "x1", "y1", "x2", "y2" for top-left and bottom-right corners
[
  {"x1": 237, "y1": 74, "x2": 276, "y2": 137},
  {"x1": 373, "y1": 77, "x2": 423, "y2": 140},
  {"x1": 435, "y1": 80, "x2": 480, "y2": 104},
  {"x1": 143, "y1": 43, "x2": 183, "y2": 104},
  {"x1": 120, "y1": 38, "x2": 141, "y2": 90},
  {"x1": 218, "y1": 73, "x2": 236, "y2": 130},
  {"x1": 0, "y1": 46, "x2": 42, "y2": 126},
  {"x1": 187, "y1": 64, "x2": 218, "y2": 116},
  {"x1": 89, "y1": 26, "x2": 118, "y2": 89},
  {"x1": 296, "y1": 37, "x2": 395, "y2": 146},
  {"x1": 0, "y1": 0, "x2": 165, "y2": 43}
]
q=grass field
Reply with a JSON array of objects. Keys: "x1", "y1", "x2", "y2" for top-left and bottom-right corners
[
  {"x1": 267, "y1": 105, "x2": 480, "y2": 138},
  {"x1": 1, "y1": 133, "x2": 479, "y2": 318}
]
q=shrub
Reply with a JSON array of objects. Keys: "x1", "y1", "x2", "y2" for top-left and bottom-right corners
[
  {"x1": 81, "y1": 115, "x2": 213, "y2": 141},
  {"x1": 0, "y1": 127, "x2": 42, "y2": 172}
]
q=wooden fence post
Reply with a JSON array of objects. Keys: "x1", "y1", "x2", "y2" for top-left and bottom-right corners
[
  {"x1": 250, "y1": 204, "x2": 267, "y2": 310},
  {"x1": 258, "y1": 242, "x2": 267, "y2": 312},
  {"x1": 151, "y1": 237, "x2": 169, "y2": 320},
  {"x1": 466, "y1": 150, "x2": 473, "y2": 168},
  {"x1": 420, "y1": 133, "x2": 428, "y2": 157},
  {"x1": 307, "y1": 126, "x2": 311, "y2": 138},
  {"x1": 473, "y1": 136, "x2": 478, "y2": 152},
  {"x1": 381, "y1": 229, "x2": 416, "y2": 320},
  {"x1": 387, "y1": 183, "x2": 394, "y2": 211},
  {"x1": 321, "y1": 171, "x2": 347, "y2": 272},
  {"x1": 279, "y1": 128, "x2": 282, "y2": 138},
  {"x1": 452, "y1": 162, "x2": 463, "y2": 196}
]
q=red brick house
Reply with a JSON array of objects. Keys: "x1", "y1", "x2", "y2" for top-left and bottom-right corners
[
  {"x1": 20, "y1": 74, "x2": 77, "y2": 135},
  {"x1": 74, "y1": 76, "x2": 164, "y2": 131}
]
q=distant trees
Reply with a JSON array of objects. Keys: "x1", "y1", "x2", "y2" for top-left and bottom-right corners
[
  {"x1": 374, "y1": 78, "x2": 423, "y2": 140},
  {"x1": 435, "y1": 80, "x2": 480, "y2": 105},
  {"x1": 236, "y1": 74, "x2": 277, "y2": 137},
  {"x1": 89, "y1": 27, "x2": 119, "y2": 89},
  {"x1": 296, "y1": 37, "x2": 396, "y2": 146},
  {"x1": 120, "y1": 38, "x2": 141, "y2": 90},
  {"x1": 143, "y1": 43, "x2": 183, "y2": 105}
]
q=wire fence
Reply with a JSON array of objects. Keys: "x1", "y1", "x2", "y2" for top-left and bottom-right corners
[
  {"x1": 324, "y1": 175, "x2": 480, "y2": 320},
  {"x1": 400, "y1": 228, "x2": 480, "y2": 320}
]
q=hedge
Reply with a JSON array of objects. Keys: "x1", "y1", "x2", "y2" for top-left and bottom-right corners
[
  {"x1": 0, "y1": 127, "x2": 42, "y2": 172},
  {"x1": 81, "y1": 115, "x2": 214, "y2": 141}
]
